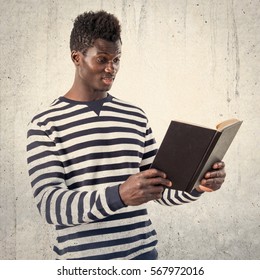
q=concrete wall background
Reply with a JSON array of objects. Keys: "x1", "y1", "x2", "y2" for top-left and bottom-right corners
[{"x1": 0, "y1": 0, "x2": 259, "y2": 259}]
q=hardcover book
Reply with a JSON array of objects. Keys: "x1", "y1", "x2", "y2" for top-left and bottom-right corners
[{"x1": 151, "y1": 119, "x2": 242, "y2": 193}]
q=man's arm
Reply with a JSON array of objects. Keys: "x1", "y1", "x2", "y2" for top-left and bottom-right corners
[{"x1": 27, "y1": 121, "x2": 126, "y2": 227}]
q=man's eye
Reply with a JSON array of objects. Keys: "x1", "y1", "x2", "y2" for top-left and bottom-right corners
[
  {"x1": 97, "y1": 57, "x2": 107, "y2": 64},
  {"x1": 113, "y1": 57, "x2": 120, "y2": 64}
]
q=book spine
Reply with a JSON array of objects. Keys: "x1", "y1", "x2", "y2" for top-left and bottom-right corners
[{"x1": 186, "y1": 131, "x2": 222, "y2": 193}]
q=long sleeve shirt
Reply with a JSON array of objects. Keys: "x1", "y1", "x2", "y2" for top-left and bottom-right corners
[{"x1": 27, "y1": 94, "x2": 202, "y2": 260}]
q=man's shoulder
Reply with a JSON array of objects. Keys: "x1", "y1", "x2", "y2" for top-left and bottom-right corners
[
  {"x1": 111, "y1": 96, "x2": 146, "y2": 116},
  {"x1": 29, "y1": 97, "x2": 65, "y2": 125}
]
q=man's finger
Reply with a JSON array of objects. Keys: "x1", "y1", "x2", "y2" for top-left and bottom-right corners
[
  {"x1": 205, "y1": 170, "x2": 226, "y2": 179},
  {"x1": 213, "y1": 161, "x2": 225, "y2": 169},
  {"x1": 141, "y1": 168, "x2": 167, "y2": 179}
]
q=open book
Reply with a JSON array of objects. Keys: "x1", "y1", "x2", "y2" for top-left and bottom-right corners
[{"x1": 151, "y1": 119, "x2": 242, "y2": 193}]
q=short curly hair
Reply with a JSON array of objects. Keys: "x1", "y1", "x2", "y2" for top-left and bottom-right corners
[{"x1": 70, "y1": 10, "x2": 122, "y2": 54}]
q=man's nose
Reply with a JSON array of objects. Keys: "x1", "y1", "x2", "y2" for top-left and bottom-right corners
[{"x1": 105, "y1": 61, "x2": 116, "y2": 74}]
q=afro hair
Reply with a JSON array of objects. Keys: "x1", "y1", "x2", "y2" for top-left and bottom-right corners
[{"x1": 70, "y1": 10, "x2": 122, "y2": 54}]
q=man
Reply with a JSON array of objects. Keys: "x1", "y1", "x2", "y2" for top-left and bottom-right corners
[{"x1": 27, "y1": 11, "x2": 225, "y2": 260}]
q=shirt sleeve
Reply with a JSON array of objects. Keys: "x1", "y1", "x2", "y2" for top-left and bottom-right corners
[
  {"x1": 27, "y1": 121, "x2": 126, "y2": 227},
  {"x1": 139, "y1": 121, "x2": 158, "y2": 171},
  {"x1": 155, "y1": 188, "x2": 203, "y2": 206}
]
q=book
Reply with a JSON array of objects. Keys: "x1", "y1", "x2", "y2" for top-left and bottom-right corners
[{"x1": 151, "y1": 118, "x2": 243, "y2": 193}]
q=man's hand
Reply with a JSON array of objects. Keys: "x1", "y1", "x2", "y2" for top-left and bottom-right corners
[
  {"x1": 196, "y1": 161, "x2": 226, "y2": 192},
  {"x1": 119, "y1": 169, "x2": 172, "y2": 206}
]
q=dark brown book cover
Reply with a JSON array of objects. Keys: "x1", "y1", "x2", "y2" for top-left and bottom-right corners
[{"x1": 151, "y1": 119, "x2": 242, "y2": 193}]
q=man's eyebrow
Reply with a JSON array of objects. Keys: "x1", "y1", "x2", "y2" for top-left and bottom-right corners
[{"x1": 96, "y1": 50, "x2": 121, "y2": 55}]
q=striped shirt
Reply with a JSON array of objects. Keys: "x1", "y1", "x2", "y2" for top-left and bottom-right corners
[{"x1": 26, "y1": 94, "x2": 202, "y2": 260}]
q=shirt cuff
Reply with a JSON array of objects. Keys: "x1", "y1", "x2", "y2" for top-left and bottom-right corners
[
  {"x1": 106, "y1": 185, "x2": 127, "y2": 211},
  {"x1": 190, "y1": 188, "x2": 204, "y2": 197}
]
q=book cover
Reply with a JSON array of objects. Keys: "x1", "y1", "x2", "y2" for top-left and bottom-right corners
[{"x1": 151, "y1": 119, "x2": 242, "y2": 193}]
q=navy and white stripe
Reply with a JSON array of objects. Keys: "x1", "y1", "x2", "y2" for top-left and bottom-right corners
[{"x1": 27, "y1": 94, "x2": 202, "y2": 260}]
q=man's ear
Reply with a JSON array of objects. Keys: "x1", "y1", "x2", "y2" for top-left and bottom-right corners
[{"x1": 71, "y1": 51, "x2": 81, "y2": 66}]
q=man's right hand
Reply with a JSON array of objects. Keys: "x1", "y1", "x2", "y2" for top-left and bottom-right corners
[{"x1": 119, "y1": 169, "x2": 172, "y2": 206}]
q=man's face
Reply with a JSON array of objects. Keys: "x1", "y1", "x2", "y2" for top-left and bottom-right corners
[{"x1": 75, "y1": 38, "x2": 121, "y2": 93}]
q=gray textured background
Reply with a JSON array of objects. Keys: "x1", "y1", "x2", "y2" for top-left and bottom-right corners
[{"x1": 0, "y1": 0, "x2": 259, "y2": 259}]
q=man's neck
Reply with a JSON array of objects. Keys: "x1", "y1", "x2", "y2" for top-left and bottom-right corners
[{"x1": 64, "y1": 84, "x2": 107, "y2": 102}]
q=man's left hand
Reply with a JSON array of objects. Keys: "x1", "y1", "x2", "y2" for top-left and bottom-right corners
[{"x1": 196, "y1": 161, "x2": 226, "y2": 192}]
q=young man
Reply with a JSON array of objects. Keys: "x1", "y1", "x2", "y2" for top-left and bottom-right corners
[{"x1": 27, "y1": 11, "x2": 226, "y2": 260}]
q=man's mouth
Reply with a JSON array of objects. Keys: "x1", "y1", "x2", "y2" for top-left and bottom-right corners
[{"x1": 102, "y1": 76, "x2": 114, "y2": 86}]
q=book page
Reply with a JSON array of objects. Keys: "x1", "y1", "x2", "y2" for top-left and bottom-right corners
[{"x1": 216, "y1": 119, "x2": 240, "y2": 131}]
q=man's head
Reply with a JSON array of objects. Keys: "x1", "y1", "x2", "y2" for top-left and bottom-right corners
[
  {"x1": 70, "y1": 10, "x2": 122, "y2": 55},
  {"x1": 69, "y1": 11, "x2": 122, "y2": 96}
]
